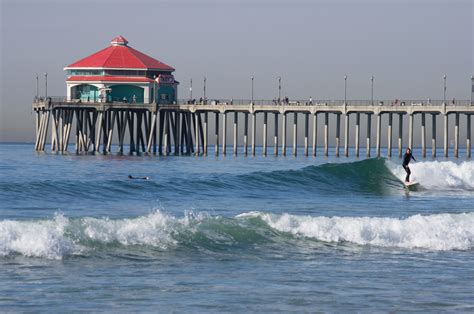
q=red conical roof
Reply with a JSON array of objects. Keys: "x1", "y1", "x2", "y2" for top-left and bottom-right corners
[{"x1": 65, "y1": 36, "x2": 174, "y2": 71}]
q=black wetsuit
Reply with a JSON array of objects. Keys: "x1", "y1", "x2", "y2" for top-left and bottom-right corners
[{"x1": 402, "y1": 152, "x2": 416, "y2": 182}]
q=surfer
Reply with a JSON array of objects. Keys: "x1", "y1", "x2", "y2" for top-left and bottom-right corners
[
  {"x1": 128, "y1": 175, "x2": 150, "y2": 180},
  {"x1": 402, "y1": 148, "x2": 416, "y2": 183}
]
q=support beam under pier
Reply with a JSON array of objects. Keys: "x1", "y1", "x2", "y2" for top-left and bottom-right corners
[
  {"x1": 467, "y1": 114, "x2": 471, "y2": 159},
  {"x1": 251, "y1": 112, "x2": 256, "y2": 156},
  {"x1": 263, "y1": 112, "x2": 268, "y2": 156},
  {"x1": 312, "y1": 113, "x2": 317, "y2": 157},
  {"x1": 344, "y1": 113, "x2": 349, "y2": 157},
  {"x1": 293, "y1": 112, "x2": 297, "y2": 156},
  {"x1": 355, "y1": 113, "x2": 360, "y2": 157},
  {"x1": 366, "y1": 113, "x2": 371, "y2": 158},
  {"x1": 282, "y1": 113, "x2": 287, "y2": 156},
  {"x1": 274, "y1": 113, "x2": 279, "y2": 156},
  {"x1": 244, "y1": 113, "x2": 248, "y2": 156},
  {"x1": 324, "y1": 113, "x2": 329, "y2": 157},
  {"x1": 233, "y1": 112, "x2": 238, "y2": 156},
  {"x1": 444, "y1": 114, "x2": 448, "y2": 157},
  {"x1": 432, "y1": 114, "x2": 437, "y2": 158},
  {"x1": 215, "y1": 112, "x2": 219, "y2": 156},
  {"x1": 222, "y1": 113, "x2": 227, "y2": 155},
  {"x1": 335, "y1": 113, "x2": 340, "y2": 157},
  {"x1": 304, "y1": 113, "x2": 309, "y2": 156},
  {"x1": 408, "y1": 113, "x2": 413, "y2": 151},
  {"x1": 387, "y1": 113, "x2": 392, "y2": 158},
  {"x1": 454, "y1": 113, "x2": 459, "y2": 158},
  {"x1": 398, "y1": 114, "x2": 403, "y2": 158}
]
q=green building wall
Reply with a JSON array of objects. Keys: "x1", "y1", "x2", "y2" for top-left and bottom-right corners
[
  {"x1": 109, "y1": 85, "x2": 144, "y2": 103},
  {"x1": 157, "y1": 85, "x2": 176, "y2": 104}
]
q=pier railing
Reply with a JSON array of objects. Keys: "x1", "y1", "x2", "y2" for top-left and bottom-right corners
[
  {"x1": 177, "y1": 99, "x2": 471, "y2": 106},
  {"x1": 34, "y1": 97, "x2": 472, "y2": 107}
]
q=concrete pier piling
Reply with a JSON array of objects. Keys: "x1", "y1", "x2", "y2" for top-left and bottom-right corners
[
  {"x1": 282, "y1": 113, "x2": 287, "y2": 156},
  {"x1": 444, "y1": 114, "x2": 449, "y2": 157},
  {"x1": 398, "y1": 113, "x2": 403, "y2": 158},
  {"x1": 251, "y1": 113, "x2": 256, "y2": 156},
  {"x1": 467, "y1": 115, "x2": 471, "y2": 158},
  {"x1": 243, "y1": 113, "x2": 248, "y2": 156},
  {"x1": 324, "y1": 113, "x2": 329, "y2": 157},
  {"x1": 304, "y1": 113, "x2": 309, "y2": 157},
  {"x1": 33, "y1": 99, "x2": 473, "y2": 159},
  {"x1": 233, "y1": 112, "x2": 238, "y2": 156},
  {"x1": 335, "y1": 113, "x2": 340, "y2": 157},
  {"x1": 454, "y1": 113, "x2": 459, "y2": 158},
  {"x1": 293, "y1": 112, "x2": 298, "y2": 156},
  {"x1": 222, "y1": 112, "x2": 227, "y2": 155},
  {"x1": 366, "y1": 113, "x2": 371, "y2": 158},
  {"x1": 203, "y1": 112, "x2": 208, "y2": 155},
  {"x1": 421, "y1": 113, "x2": 426, "y2": 158},
  {"x1": 432, "y1": 114, "x2": 436, "y2": 158},
  {"x1": 195, "y1": 113, "x2": 200, "y2": 155},
  {"x1": 263, "y1": 112, "x2": 268, "y2": 156},
  {"x1": 408, "y1": 113, "x2": 414, "y2": 150},
  {"x1": 376, "y1": 113, "x2": 381, "y2": 157},
  {"x1": 274, "y1": 113, "x2": 278, "y2": 156},
  {"x1": 355, "y1": 113, "x2": 360, "y2": 157},
  {"x1": 312, "y1": 113, "x2": 317, "y2": 157},
  {"x1": 344, "y1": 113, "x2": 349, "y2": 157},
  {"x1": 215, "y1": 112, "x2": 219, "y2": 155},
  {"x1": 387, "y1": 113, "x2": 392, "y2": 157}
]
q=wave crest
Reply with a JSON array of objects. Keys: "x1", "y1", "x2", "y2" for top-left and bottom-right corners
[
  {"x1": 243, "y1": 212, "x2": 474, "y2": 251},
  {"x1": 2, "y1": 211, "x2": 474, "y2": 259}
]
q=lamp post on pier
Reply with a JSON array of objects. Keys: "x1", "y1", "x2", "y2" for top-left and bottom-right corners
[
  {"x1": 471, "y1": 75, "x2": 473, "y2": 105},
  {"x1": 153, "y1": 75, "x2": 157, "y2": 104},
  {"x1": 443, "y1": 74, "x2": 447, "y2": 104},
  {"x1": 344, "y1": 75, "x2": 347, "y2": 105},
  {"x1": 278, "y1": 76, "x2": 281, "y2": 102},
  {"x1": 203, "y1": 77, "x2": 206, "y2": 101},
  {"x1": 190, "y1": 78, "x2": 193, "y2": 100},
  {"x1": 251, "y1": 75, "x2": 254, "y2": 104},
  {"x1": 36, "y1": 74, "x2": 39, "y2": 98},
  {"x1": 44, "y1": 72, "x2": 48, "y2": 98},
  {"x1": 371, "y1": 75, "x2": 374, "y2": 105}
]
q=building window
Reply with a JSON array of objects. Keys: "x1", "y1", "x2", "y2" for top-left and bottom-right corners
[
  {"x1": 105, "y1": 70, "x2": 146, "y2": 76},
  {"x1": 69, "y1": 70, "x2": 103, "y2": 76}
]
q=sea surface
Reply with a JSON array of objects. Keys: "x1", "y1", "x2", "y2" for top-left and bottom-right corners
[{"x1": 1, "y1": 143, "x2": 473, "y2": 312}]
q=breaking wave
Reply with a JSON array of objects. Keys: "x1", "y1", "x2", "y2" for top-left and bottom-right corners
[
  {"x1": 1, "y1": 210, "x2": 473, "y2": 259},
  {"x1": 387, "y1": 160, "x2": 474, "y2": 190}
]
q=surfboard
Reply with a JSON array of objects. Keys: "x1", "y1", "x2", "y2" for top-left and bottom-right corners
[{"x1": 404, "y1": 181, "x2": 420, "y2": 188}]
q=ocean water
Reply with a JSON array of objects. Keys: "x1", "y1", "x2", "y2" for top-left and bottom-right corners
[{"x1": 1, "y1": 143, "x2": 473, "y2": 312}]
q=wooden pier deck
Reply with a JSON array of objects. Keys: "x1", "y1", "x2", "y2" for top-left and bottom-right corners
[{"x1": 33, "y1": 98, "x2": 473, "y2": 158}]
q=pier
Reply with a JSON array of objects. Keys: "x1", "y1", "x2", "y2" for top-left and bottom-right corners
[{"x1": 33, "y1": 98, "x2": 473, "y2": 158}]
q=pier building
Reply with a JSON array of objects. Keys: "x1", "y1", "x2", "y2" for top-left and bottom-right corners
[
  {"x1": 31, "y1": 36, "x2": 472, "y2": 158},
  {"x1": 64, "y1": 36, "x2": 177, "y2": 104}
]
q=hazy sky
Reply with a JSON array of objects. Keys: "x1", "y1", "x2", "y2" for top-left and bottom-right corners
[{"x1": 0, "y1": 0, "x2": 472, "y2": 142}]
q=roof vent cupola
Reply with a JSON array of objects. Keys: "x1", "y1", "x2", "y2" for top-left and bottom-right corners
[{"x1": 110, "y1": 35, "x2": 128, "y2": 46}]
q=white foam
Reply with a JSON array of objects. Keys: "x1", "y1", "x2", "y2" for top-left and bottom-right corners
[
  {"x1": 0, "y1": 211, "x2": 199, "y2": 259},
  {"x1": 388, "y1": 160, "x2": 474, "y2": 189},
  {"x1": 0, "y1": 214, "x2": 79, "y2": 259},
  {"x1": 241, "y1": 212, "x2": 474, "y2": 251},
  {"x1": 79, "y1": 210, "x2": 179, "y2": 248}
]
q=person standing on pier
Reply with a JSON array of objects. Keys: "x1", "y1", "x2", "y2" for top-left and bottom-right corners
[{"x1": 402, "y1": 148, "x2": 416, "y2": 183}]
